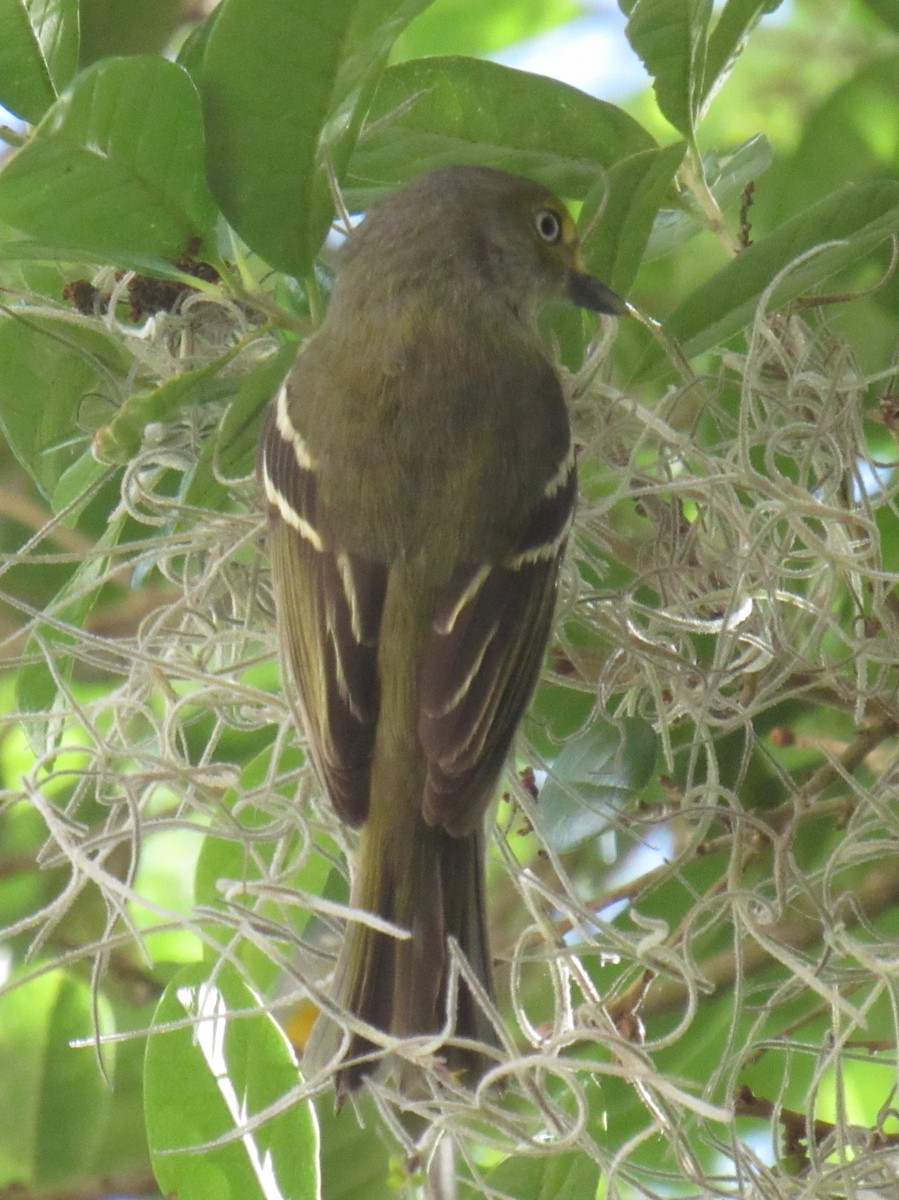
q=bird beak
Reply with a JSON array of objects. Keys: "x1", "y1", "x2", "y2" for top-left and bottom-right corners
[{"x1": 565, "y1": 268, "x2": 625, "y2": 315}]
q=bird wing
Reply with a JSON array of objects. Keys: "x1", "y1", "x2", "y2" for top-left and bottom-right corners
[
  {"x1": 258, "y1": 384, "x2": 387, "y2": 826},
  {"x1": 418, "y1": 450, "x2": 577, "y2": 836}
]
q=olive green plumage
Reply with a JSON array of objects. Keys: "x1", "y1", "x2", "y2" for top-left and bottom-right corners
[{"x1": 258, "y1": 165, "x2": 622, "y2": 1094}]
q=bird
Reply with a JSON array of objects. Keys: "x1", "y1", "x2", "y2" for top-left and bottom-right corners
[{"x1": 257, "y1": 164, "x2": 623, "y2": 1095}]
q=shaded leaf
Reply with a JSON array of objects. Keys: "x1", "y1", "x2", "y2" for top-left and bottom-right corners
[
  {"x1": 393, "y1": 0, "x2": 580, "y2": 59},
  {"x1": 623, "y1": 0, "x2": 713, "y2": 138},
  {"x1": 472, "y1": 1150, "x2": 601, "y2": 1200},
  {"x1": 539, "y1": 716, "x2": 658, "y2": 852},
  {"x1": 317, "y1": 1097, "x2": 394, "y2": 1200},
  {"x1": 348, "y1": 56, "x2": 655, "y2": 206},
  {"x1": 861, "y1": 0, "x2": 899, "y2": 32},
  {"x1": 662, "y1": 179, "x2": 899, "y2": 362},
  {"x1": 582, "y1": 141, "x2": 687, "y2": 298},
  {"x1": 0, "y1": 971, "x2": 111, "y2": 1188},
  {"x1": 0, "y1": 314, "x2": 128, "y2": 497},
  {"x1": 645, "y1": 132, "x2": 773, "y2": 261},
  {"x1": 78, "y1": 0, "x2": 183, "y2": 63}
]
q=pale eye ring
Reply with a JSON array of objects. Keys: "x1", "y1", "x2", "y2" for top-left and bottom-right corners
[{"x1": 535, "y1": 208, "x2": 563, "y2": 243}]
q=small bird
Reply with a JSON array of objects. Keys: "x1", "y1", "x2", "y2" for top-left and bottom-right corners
[{"x1": 258, "y1": 165, "x2": 623, "y2": 1094}]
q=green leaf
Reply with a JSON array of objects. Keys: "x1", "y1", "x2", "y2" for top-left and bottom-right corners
[
  {"x1": 644, "y1": 132, "x2": 772, "y2": 261},
  {"x1": 704, "y1": 0, "x2": 783, "y2": 113},
  {"x1": 862, "y1": 0, "x2": 899, "y2": 32},
  {"x1": 182, "y1": 339, "x2": 298, "y2": 513},
  {"x1": 349, "y1": 56, "x2": 656, "y2": 206},
  {"x1": 200, "y1": 0, "x2": 432, "y2": 278},
  {"x1": 767, "y1": 55, "x2": 899, "y2": 222},
  {"x1": 93, "y1": 354, "x2": 237, "y2": 467},
  {"x1": 582, "y1": 141, "x2": 687, "y2": 298},
  {"x1": 538, "y1": 716, "x2": 658, "y2": 853},
  {"x1": 623, "y1": 0, "x2": 713, "y2": 138},
  {"x1": 317, "y1": 1097, "x2": 393, "y2": 1200},
  {"x1": 0, "y1": 238, "x2": 211, "y2": 278},
  {"x1": 0, "y1": 0, "x2": 79, "y2": 123},
  {"x1": 145, "y1": 962, "x2": 320, "y2": 1200},
  {"x1": 0, "y1": 971, "x2": 112, "y2": 1189},
  {"x1": 0, "y1": 56, "x2": 219, "y2": 263},
  {"x1": 176, "y1": 2, "x2": 221, "y2": 77},
  {"x1": 77, "y1": 0, "x2": 183, "y2": 62},
  {"x1": 14, "y1": 512, "x2": 128, "y2": 747},
  {"x1": 663, "y1": 179, "x2": 899, "y2": 362},
  {"x1": 216, "y1": 343, "x2": 297, "y2": 479},
  {"x1": 51, "y1": 447, "x2": 112, "y2": 515},
  {"x1": 0, "y1": 314, "x2": 128, "y2": 497},
  {"x1": 472, "y1": 1150, "x2": 601, "y2": 1200}
]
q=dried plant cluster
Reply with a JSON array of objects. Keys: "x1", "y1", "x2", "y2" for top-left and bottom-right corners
[{"x1": 4, "y1": 268, "x2": 899, "y2": 1197}]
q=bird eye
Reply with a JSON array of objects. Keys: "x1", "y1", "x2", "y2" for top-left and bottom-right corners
[{"x1": 535, "y1": 208, "x2": 563, "y2": 244}]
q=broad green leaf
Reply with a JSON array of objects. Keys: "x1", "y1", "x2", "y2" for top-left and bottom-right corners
[
  {"x1": 661, "y1": 179, "x2": 899, "y2": 362},
  {"x1": 0, "y1": 0, "x2": 78, "y2": 123},
  {"x1": 527, "y1": 681, "x2": 595, "y2": 751},
  {"x1": 0, "y1": 56, "x2": 218, "y2": 263},
  {"x1": 200, "y1": 0, "x2": 432, "y2": 278},
  {"x1": 193, "y1": 741, "x2": 337, "y2": 995},
  {"x1": 90, "y1": 1009, "x2": 158, "y2": 1178},
  {"x1": 582, "y1": 141, "x2": 686, "y2": 298},
  {"x1": 539, "y1": 716, "x2": 658, "y2": 853},
  {"x1": 623, "y1": 0, "x2": 713, "y2": 138},
  {"x1": 0, "y1": 971, "x2": 111, "y2": 1189},
  {"x1": 145, "y1": 962, "x2": 320, "y2": 1200},
  {"x1": 78, "y1": 0, "x2": 183, "y2": 62},
  {"x1": 0, "y1": 315, "x2": 128, "y2": 497},
  {"x1": 349, "y1": 56, "x2": 656, "y2": 206}
]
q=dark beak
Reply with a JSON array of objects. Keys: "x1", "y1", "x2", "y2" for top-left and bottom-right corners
[{"x1": 566, "y1": 269, "x2": 626, "y2": 315}]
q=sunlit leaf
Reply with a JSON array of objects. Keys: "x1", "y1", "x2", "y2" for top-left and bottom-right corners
[
  {"x1": 703, "y1": 0, "x2": 783, "y2": 113},
  {"x1": 0, "y1": 0, "x2": 79, "y2": 122},
  {"x1": 0, "y1": 56, "x2": 218, "y2": 262},
  {"x1": 622, "y1": 0, "x2": 713, "y2": 138},
  {"x1": 145, "y1": 962, "x2": 319, "y2": 1200}
]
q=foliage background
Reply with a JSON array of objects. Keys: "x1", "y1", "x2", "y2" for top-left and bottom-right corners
[{"x1": 2, "y1": 0, "x2": 899, "y2": 1197}]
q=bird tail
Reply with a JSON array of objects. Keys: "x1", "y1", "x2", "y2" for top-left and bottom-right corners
[{"x1": 304, "y1": 815, "x2": 499, "y2": 1095}]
